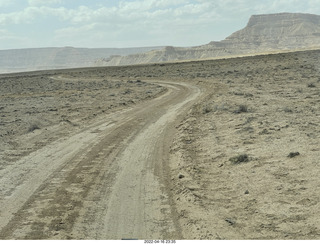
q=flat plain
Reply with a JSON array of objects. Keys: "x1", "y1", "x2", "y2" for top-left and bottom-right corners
[{"x1": 0, "y1": 49, "x2": 320, "y2": 239}]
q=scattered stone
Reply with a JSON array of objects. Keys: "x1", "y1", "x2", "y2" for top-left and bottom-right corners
[
  {"x1": 259, "y1": 128, "x2": 270, "y2": 135},
  {"x1": 229, "y1": 154, "x2": 249, "y2": 165},
  {"x1": 178, "y1": 173, "x2": 185, "y2": 179},
  {"x1": 234, "y1": 104, "x2": 248, "y2": 114},
  {"x1": 48, "y1": 108, "x2": 58, "y2": 112},
  {"x1": 28, "y1": 124, "x2": 40, "y2": 133},
  {"x1": 225, "y1": 218, "x2": 236, "y2": 226},
  {"x1": 245, "y1": 190, "x2": 249, "y2": 194},
  {"x1": 288, "y1": 152, "x2": 300, "y2": 158}
]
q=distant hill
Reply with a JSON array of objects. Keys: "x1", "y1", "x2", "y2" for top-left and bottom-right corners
[
  {"x1": 2, "y1": 13, "x2": 320, "y2": 72},
  {"x1": 101, "y1": 13, "x2": 320, "y2": 66},
  {"x1": 0, "y1": 46, "x2": 163, "y2": 73}
]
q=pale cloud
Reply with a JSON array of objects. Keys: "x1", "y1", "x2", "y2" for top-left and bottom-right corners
[
  {"x1": 0, "y1": 6, "x2": 69, "y2": 25},
  {"x1": 309, "y1": 0, "x2": 320, "y2": 12},
  {"x1": 0, "y1": 0, "x2": 13, "y2": 7},
  {"x1": 53, "y1": 23, "x2": 123, "y2": 47},
  {"x1": 0, "y1": 28, "x2": 10, "y2": 37},
  {"x1": 54, "y1": 23, "x2": 97, "y2": 38},
  {"x1": 117, "y1": 0, "x2": 185, "y2": 12},
  {"x1": 0, "y1": 28, "x2": 30, "y2": 49},
  {"x1": 28, "y1": 0, "x2": 62, "y2": 6},
  {"x1": 0, "y1": 10, "x2": 32, "y2": 25},
  {"x1": 1, "y1": 0, "x2": 320, "y2": 49}
]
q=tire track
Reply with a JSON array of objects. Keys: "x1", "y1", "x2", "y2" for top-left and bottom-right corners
[{"x1": 0, "y1": 79, "x2": 201, "y2": 240}]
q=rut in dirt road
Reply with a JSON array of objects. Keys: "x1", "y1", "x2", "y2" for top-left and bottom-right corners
[{"x1": 0, "y1": 80, "x2": 201, "y2": 240}]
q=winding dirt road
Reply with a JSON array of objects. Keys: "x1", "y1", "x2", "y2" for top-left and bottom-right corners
[{"x1": 0, "y1": 79, "x2": 201, "y2": 240}]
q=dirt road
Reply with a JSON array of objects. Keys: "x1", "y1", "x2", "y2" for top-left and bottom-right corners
[
  {"x1": 0, "y1": 79, "x2": 201, "y2": 240},
  {"x1": 2, "y1": 50, "x2": 319, "y2": 240}
]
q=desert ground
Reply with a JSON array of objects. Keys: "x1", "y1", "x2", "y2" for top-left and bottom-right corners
[{"x1": 0, "y1": 49, "x2": 319, "y2": 240}]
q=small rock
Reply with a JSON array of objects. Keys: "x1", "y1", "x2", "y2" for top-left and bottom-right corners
[
  {"x1": 225, "y1": 218, "x2": 236, "y2": 226},
  {"x1": 178, "y1": 173, "x2": 185, "y2": 179},
  {"x1": 229, "y1": 154, "x2": 249, "y2": 164},
  {"x1": 288, "y1": 152, "x2": 300, "y2": 158},
  {"x1": 245, "y1": 190, "x2": 249, "y2": 194}
]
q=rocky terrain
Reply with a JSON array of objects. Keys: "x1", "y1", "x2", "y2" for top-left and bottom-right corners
[
  {"x1": 167, "y1": 50, "x2": 320, "y2": 239},
  {"x1": 0, "y1": 46, "x2": 163, "y2": 74},
  {"x1": 0, "y1": 49, "x2": 320, "y2": 240},
  {"x1": 102, "y1": 13, "x2": 320, "y2": 66},
  {"x1": 0, "y1": 69, "x2": 166, "y2": 164}
]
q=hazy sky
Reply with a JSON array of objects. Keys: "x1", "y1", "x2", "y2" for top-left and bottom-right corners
[{"x1": 1, "y1": 0, "x2": 320, "y2": 50}]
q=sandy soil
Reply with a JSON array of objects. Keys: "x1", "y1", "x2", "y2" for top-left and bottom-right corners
[
  {"x1": 168, "y1": 50, "x2": 320, "y2": 240},
  {"x1": 0, "y1": 69, "x2": 166, "y2": 162},
  {"x1": 0, "y1": 69, "x2": 200, "y2": 239},
  {"x1": 0, "y1": 49, "x2": 320, "y2": 240}
]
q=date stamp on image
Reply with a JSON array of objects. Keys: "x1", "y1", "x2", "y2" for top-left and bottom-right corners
[{"x1": 144, "y1": 240, "x2": 177, "y2": 244}]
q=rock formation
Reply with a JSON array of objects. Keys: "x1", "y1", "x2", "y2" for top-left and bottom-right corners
[{"x1": 102, "y1": 13, "x2": 320, "y2": 66}]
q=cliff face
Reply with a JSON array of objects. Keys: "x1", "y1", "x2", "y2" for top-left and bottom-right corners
[
  {"x1": 103, "y1": 13, "x2": 320, "y2": 66},
  {"x1": 225, "y1": 13, "x2": 320, "y2": 48}
]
